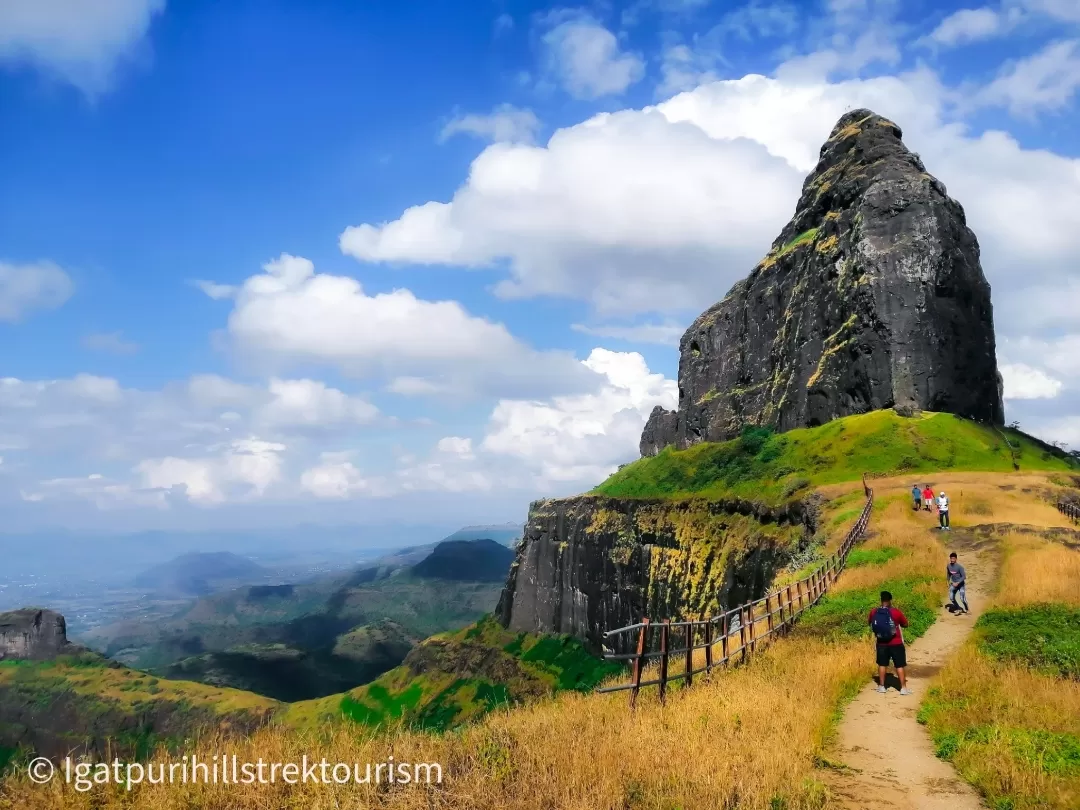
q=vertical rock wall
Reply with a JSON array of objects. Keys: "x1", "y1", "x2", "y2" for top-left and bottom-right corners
[{"x1": 497, "y1": 495, "x2": 813, "y2": 652}]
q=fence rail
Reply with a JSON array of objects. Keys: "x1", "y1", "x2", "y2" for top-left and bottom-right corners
[
  {"x1": 597, "y1": 476, "x2": 875, "y2": 707},
  {"x1": 1059, "y1": 500, "x2": 1080, "y2": 522}
]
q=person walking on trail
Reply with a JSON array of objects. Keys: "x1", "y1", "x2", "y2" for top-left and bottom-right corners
[
  {"x1": 922, "y1": 484, "x2": 933, "y2": 512},
  {"x1": 937, "y1": 491, "x2": 951, "y2": 530},
  {"x1": 947, "y1": 552, "x2": 969, "y2": 614},
  {"x1": 912, "y1": 484, "x2": 922, "y2": 511},
  {"x1": 869, "y1": 590, "x2": 911, "y2": 695}
]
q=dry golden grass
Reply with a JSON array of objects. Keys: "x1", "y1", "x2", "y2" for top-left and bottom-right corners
[
  {"x1": 829, "y1": 496, "x2": 943, "y2": 595},
  {"x1": 920, "y1": 522, "x2": 1080, "y2": 810},
  {"x1": 4, "y1": 636, "x2": 869, "y2": 810},
  {"x1": 923, "y1": 648, "x2": 1080, "y2": 810},
  {"x1": 997, "y1": 532, "x2": 1080, "y2": 608}
]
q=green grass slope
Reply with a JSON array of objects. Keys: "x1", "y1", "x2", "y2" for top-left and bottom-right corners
[
  {"x1": 0, "y1": 652, "x2": 278, "y2": 761},
  {"x1": 283, "y1": 616, "x2": 621, "y2": 733},
  {"x1": 596, "y1": 411, "x2": 1077, "y2": 504}
]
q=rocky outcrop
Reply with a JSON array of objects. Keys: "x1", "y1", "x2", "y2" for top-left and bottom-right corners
[
  {"x1": 641, "y1": 109, "x2": 1003, "y2": 455},
  {"x1": 497, "y1": 495, "x2": 815, "y2": 652},
  {"x1": 0, "y1": 608, "x2": 72, "y2": 660}
]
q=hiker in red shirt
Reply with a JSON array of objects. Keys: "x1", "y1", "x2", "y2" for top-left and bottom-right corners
[
  {"x1": 922, "y1": 484, "x2": 933, "y2": 512},
  {"x1": 868, "y1": 590, "x2": 911, "y2": 695}
]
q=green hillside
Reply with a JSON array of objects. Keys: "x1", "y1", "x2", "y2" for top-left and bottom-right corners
[
  {"x1": 283, "y1": 616, "x2": 621, "y2": 733},
  {"x1": 597, "y1": 411, "x2": 1077, "y2": 504},
  {"x1": 0, "y1": 652, "x2": 277, "y2": 760}
]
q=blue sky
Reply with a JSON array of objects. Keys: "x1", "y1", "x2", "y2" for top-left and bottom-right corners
[{"x1": 1, "y1": 0, "x2": 1079, "y2": 531}]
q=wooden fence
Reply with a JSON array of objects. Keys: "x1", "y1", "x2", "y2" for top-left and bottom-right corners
[
  {"x1": 1059, "y1": 500, "x2": 1080, "y2": 522},
  {"x1": 597, "y1": 477, "x2": 874, "y2": 707}
]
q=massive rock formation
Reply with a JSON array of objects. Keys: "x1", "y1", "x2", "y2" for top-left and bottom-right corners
[
  {"x1": 0, "y1": 608, "x2": 72, "y2": 660},
  {"x1": 498, "y1": 109, "x2": 1005, "y2": 652},
  {"x1": 641, "y1": 109, "x2": 1004, "y2": 455},
  {"x1": 497, "y1": 495, "x2": 815, "y2": 652}
]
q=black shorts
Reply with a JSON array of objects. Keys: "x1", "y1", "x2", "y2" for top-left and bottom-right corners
[{"x1": 876, "y1": 644, "x2": 906, "y2": 668}]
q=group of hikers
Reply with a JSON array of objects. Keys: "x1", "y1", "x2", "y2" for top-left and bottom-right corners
[
  {"x1": 912, "y1": 483, "x2": 951, "y2": 529},
  {"x1": 867, "y1": 486, "x2": 971, "y2": 693}
]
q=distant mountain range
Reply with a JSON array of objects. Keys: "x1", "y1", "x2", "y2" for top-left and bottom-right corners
[
  {"x1": 83, "y1": 535, "x2": 520, "y2": 702},
  {"x1": 134, "y1": 551, "x2": 268, "y2": 598}
]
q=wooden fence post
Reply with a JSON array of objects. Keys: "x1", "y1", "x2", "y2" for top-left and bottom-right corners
[
  {"x1": 785, "y1": 586, "x2": 794, "y2": 629},
  {"x1": 721, "y1": 612, "x2": 730, "y2": 665},
  {"x1": 749, "y1": 603, "x2": 757, "y2": 656},
  {"x1": 704, "y1": 620, "x2": 713, "y2": 673},
  {"x1": 658, "y1": 621, "x2": 670, "y2": 704},
  {"x1": 684, "y1": 623, "x2": 694, "y2": 689},
  {"x1": 766, "y1": 594, "x2": 774, "y2": 638},
  {"x1": 739, "y1": 605, "x2": 749, "y2": 663},
  {"x1": 628, "y1": 618, "x2": 649, "y2": 709},
  {"x1": 796, "y1": 581, "x2": 804, "y2": 612}
]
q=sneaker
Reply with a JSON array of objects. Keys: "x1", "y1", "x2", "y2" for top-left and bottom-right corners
[
  {"x1": 876, "y1": 685, "x2": 887, "y2": 694},
  {"x1": 900, "y1": 688, "x2": 913, "y2": 696}
]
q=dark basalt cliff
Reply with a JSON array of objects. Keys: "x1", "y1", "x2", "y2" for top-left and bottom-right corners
[
  {"x1": 641, "y1": 109, "x2": 1003, "y2": 454},
  {"x1": 496, "y1": 495, "x2": 815, "y2": 652},
  {"x1": 0, "y1": 608, "x2": 72, "y2": 660}
]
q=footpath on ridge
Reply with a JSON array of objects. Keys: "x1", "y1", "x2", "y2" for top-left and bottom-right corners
[{"x1": 823, "y1": 531, "x2": 996, "y2": 810}]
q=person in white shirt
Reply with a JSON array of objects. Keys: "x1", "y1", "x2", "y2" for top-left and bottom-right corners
[{"x1": 937, "y1": 491, "x2": 950, "y2": 530}]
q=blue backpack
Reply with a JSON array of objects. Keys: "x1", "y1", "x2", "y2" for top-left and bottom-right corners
[{"x1": 871, "y1": 607, "x2": 896, "y2": 643}]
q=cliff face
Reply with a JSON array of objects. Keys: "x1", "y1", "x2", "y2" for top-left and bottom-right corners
[
  {"x1": 641, "y1": 109, "x2": 1003, "y2": 454},
  {"x1": 0, "y1": 608, "x2": 71, "y2": 660},
  {"x1": 496, "y1": 495, "x2": 815, "y2": 652}
]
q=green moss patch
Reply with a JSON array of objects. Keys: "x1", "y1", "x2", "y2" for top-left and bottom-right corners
[{"x1": 976, "y1": 604, "x2": 1080, "y2": 680}]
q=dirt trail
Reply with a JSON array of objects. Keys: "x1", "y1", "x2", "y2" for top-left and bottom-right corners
[{"x1": 824, "y1": 537, "x2": 997, "y2": 810}]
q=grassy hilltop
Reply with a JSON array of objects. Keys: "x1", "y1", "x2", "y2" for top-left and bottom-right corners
[{"x1": 598, "y1": 410, "x2": 1074, "y2": 503}]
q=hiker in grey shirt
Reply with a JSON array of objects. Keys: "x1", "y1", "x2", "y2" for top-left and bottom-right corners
[{"x1": 947, "y1": 552, "x2": 969, "y2": 613}]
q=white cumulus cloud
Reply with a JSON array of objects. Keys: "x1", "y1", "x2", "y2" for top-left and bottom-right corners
[
  {"x1": 0, "y1": 0, "x2": 165, "y2": 94},
  {"x1": 300, "y1": 455, "x2": 376, "y2": 499},
  {"x1": 975, "y1": 39, "x2": 1080, "y2": 116},
  {"x1": 1000, "y1": 363, "x2": 1064, "y2": 399},
  {"x1": 541, "y1": 15, "x2": 645, "y2": 99},
  {"x1": 0, "y1": 260, "x2": 74, "y2": 322},
  {"x1": 136, "y1": 438, "x2": 286, "y2": 505},
  {"x1": 217, "y1": 253, "x2": 600, "y2": 398},
  {"x1": 257, "y1": 378, "x2": 378, "y2": 428},
  {"x1": 925, "y1": 8, "x2": 1011, "y2": 47},
  {"x1": 481, "y1": 348, "x2": 676, "y2": 485},
  {"x1": 439, "y1": 104, "x2": 540, "y2": 144}
]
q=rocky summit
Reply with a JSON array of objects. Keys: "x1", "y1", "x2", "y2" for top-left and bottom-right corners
[
  {"x1": 0, "y1": 608, "x2": 72, "y2": 660},
  {"x1": 641, "y1": 109, "x2": 1004, "y2": 455}
]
